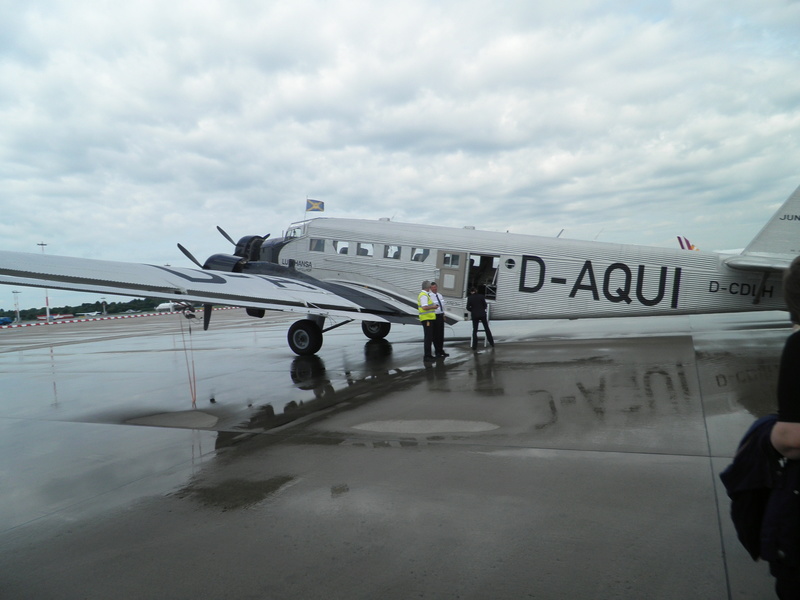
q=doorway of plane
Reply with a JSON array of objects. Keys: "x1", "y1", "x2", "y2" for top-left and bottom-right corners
[{"x1": 468, "y1": 254, "x2": 499, "y2": 299}]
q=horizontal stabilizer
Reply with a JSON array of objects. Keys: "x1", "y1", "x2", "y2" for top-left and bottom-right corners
[{"x1": 723, "y1": 255, "x2": 791, "y2": 272}]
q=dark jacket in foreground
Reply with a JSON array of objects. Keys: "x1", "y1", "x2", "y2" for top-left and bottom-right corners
[{"x1": 720, "y1": 414, "x2": 800, "y2": 565}]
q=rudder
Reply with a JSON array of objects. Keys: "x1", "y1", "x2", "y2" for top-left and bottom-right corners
[{"x1": 742, "y1": 184, "x2": 800, "y2": 260}]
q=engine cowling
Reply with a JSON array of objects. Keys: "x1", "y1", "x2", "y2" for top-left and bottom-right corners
[
  {"x1": 202, "y1": 253, "x2": 247, "y2": 272},
  {"x1": 234, "y1": 236, "x2": 265, "y2": 261}
]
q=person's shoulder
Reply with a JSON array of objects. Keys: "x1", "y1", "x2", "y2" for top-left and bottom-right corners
[
  {"x1": 785, "y1": 329, "x2": 800, "y2": 349},
  {"x1": 781, "y1": 329, "x2": 800, "y2": 360}
]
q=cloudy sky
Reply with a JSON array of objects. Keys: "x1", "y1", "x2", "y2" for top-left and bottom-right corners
[{"x1": 1, "y1": 0, "x2": 799, "y2": 309}]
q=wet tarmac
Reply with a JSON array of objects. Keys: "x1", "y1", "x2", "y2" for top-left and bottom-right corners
[{"x1": 0, "y1": 308, "x2": 790, "y2": 599}]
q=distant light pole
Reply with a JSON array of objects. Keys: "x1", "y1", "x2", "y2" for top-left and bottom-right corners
[
  {"x1": 37, "y1": 242, "x2": 50, "y2": 321},
  {"x1": 101, "y1": 297, "x2": 107, "y2": 315},
  {"x1": 12, "y1": 290, "x2": 20, "y2": 323}
]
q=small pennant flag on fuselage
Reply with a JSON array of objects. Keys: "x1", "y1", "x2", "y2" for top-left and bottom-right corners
[{"x1": 306, "y1": 199, "x2": 324, "y2": 212}]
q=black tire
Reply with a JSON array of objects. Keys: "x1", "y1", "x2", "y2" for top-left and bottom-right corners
[
  {"x1": 361, "y1": 321, "x2": 391, "y2": 340},
  {"x1": 288, "y1": 319, "x2": 323, "y2": 355}
]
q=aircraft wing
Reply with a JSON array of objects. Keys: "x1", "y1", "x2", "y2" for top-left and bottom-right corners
[
  {"x1": 318, "y1": 280, "x2": 461, "y2": 325},
  {"x1": 0, "y1": 251, "x2": 420, "y2": 323}
]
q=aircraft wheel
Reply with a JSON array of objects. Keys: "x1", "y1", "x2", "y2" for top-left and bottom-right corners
[
  {"x1": 361, "y1": 321, "x2": 391, "y2": 340},
  {"x1": 288, "y1": 319, "x2": 323, "y2": 355}
]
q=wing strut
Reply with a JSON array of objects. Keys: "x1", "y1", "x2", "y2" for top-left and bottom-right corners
[{"x1": 322, "y1": 319, "x2": 354, "y2": 333}]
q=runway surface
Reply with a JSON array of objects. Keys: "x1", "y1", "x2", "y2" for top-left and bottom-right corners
[{"x1": 0, "y1": 308, "x2": 790, "y2": 599}]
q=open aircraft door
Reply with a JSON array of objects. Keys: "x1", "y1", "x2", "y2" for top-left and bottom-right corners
[{"x1": 436, "y1": 250, "x2": 468, "y2": 298}]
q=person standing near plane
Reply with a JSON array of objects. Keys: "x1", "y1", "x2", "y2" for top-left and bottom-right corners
[
  {"x1": 466, "y1": 287, "x2": 495, "y2": 349},
  {"x1": 429, "y1": 282, "x2": 449, "y2": 357},
  {"x1": 766, "y1": 256, "x2": 800, "y2": 598},
  {"x1": 418, "y1": 281, "x2": 438, "y2": 360}
]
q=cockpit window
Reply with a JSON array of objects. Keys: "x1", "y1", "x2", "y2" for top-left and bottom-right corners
[{"x1": 285, "y1": 226, "x2": 303, "y2": 240}]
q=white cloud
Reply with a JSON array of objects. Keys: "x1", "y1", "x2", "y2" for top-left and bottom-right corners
[{"x1": 2, "y1": 0, "x2": 800, "y2": 308}]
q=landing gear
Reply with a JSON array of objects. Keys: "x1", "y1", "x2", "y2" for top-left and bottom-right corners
[
  {"x1": 288, "y1": 319, "x2": 323, "y2": 355},
  {"x1": 287, "y1": 318, "x2": 389, "y2": 355},
  {"x1": 361, "y1": 321, "x2": 391, "y2": 340}
]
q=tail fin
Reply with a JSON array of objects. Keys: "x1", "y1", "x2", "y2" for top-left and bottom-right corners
[
  {"x1": 677, "y1": 236, "x2": 699, "y2": 251},
  {"x1": 742, "y1": 183, "x2": 800, "y2": 260}
]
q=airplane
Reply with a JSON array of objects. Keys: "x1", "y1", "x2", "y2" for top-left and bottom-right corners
[
  {"x1": 36, "y1": 313, "x2": 74, "y2": 321},
  {"x1": 0, "y1": 183, "x2": 798, "y2": 356},
  {"x1": 155, "y1": 301, "x2": 182, "y2": 312}
]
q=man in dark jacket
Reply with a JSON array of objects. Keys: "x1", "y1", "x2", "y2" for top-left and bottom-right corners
[
  {"x1": 465, "y1": 287, "x2": 494, "y2": 350},
  {"x1": 722, "y1": 256, "x2": 800, "y2": 598},
  {"x1": 721, "y1": 414, "x2": 800, "y2": 599}
]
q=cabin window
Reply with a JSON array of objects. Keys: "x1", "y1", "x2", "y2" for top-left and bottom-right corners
[
  {"x1": 356, "y1": 242, "x2": 374, "y2": 257},
  {"x1": 309, "y1": 238, "x2": 325, "y2": 252},
  {"x1": 505, "y1": 259, "x2": 516, "y2": 269},
  {"x1": 411, "y1": 247, "x2": 430, "y2": 262},
  {"x1": 442, "y1": 252, "x2": 460, "y2": 268},
  {"x1": 333, "y1": 240, "x2": 349, "y2": 255},
  {"x1": 384, "y1": 245, "x2": 401, "y2": 259}
]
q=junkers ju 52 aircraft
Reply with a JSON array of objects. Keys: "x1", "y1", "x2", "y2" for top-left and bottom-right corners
[{"x1": 1, "y1": 184, "x2": 799, "y2": 355}]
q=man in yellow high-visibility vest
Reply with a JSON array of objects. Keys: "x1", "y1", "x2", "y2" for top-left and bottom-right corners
[{"x1": 417, "y1": 280, "x2": 438, "y2": 360}]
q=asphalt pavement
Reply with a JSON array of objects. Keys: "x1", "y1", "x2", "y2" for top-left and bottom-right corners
[{"x1": 0, "y1": 308, "x2": 790, "y2": 599}]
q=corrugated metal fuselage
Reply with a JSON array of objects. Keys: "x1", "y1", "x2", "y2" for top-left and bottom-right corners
[{"x1": 267, "y1": 218, "x2": 786, "y2": 321}]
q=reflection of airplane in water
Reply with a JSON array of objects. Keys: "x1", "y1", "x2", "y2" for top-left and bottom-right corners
[
  {"x1": 1, "y1": 183, "x2": 799, "y2": 356},
  {"x1": 219, "y1": 339, "x2": 416, "y2": 447},
  {"x1": 214, "y1": 320, "x2": 783, "y2": 452}
]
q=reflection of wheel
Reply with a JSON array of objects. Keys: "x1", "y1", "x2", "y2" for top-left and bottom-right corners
[
  {"x1": 361, "y1": 321, "x2": 391, "y2": 340},
  {"x1": 288, "y1": 319, "x2": 323, "y2": 355},
  {"x1": 364, "y1": 339, "x2": 392, "y2": 361},
  {"x1": 290, "y1": 355, "x2": 326, "y2": 386}
]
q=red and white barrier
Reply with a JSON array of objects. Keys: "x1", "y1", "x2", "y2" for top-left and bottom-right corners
[{"x1": 0, "y1": 306, "x2": 240, "y2": 329}]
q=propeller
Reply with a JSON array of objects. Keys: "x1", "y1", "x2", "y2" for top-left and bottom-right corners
[
  {"x1": 217, "y1": 226, "x2": 271, "y2": 244},
  {"x1": 178, "y1": 227, "x2": 274, "y2": 331},
  {"x1": 203, "y1": 304, "x2": 212, "y2": 330},
  {"x1": 177, "y1": 243, "x2": 203, "y2": 268},
  {"x1": 177, "y1": 243, "x2": 213, "y2": 330},
  {"x1": 216, "y1": 226, "x2": 236, "y2": 246}
]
